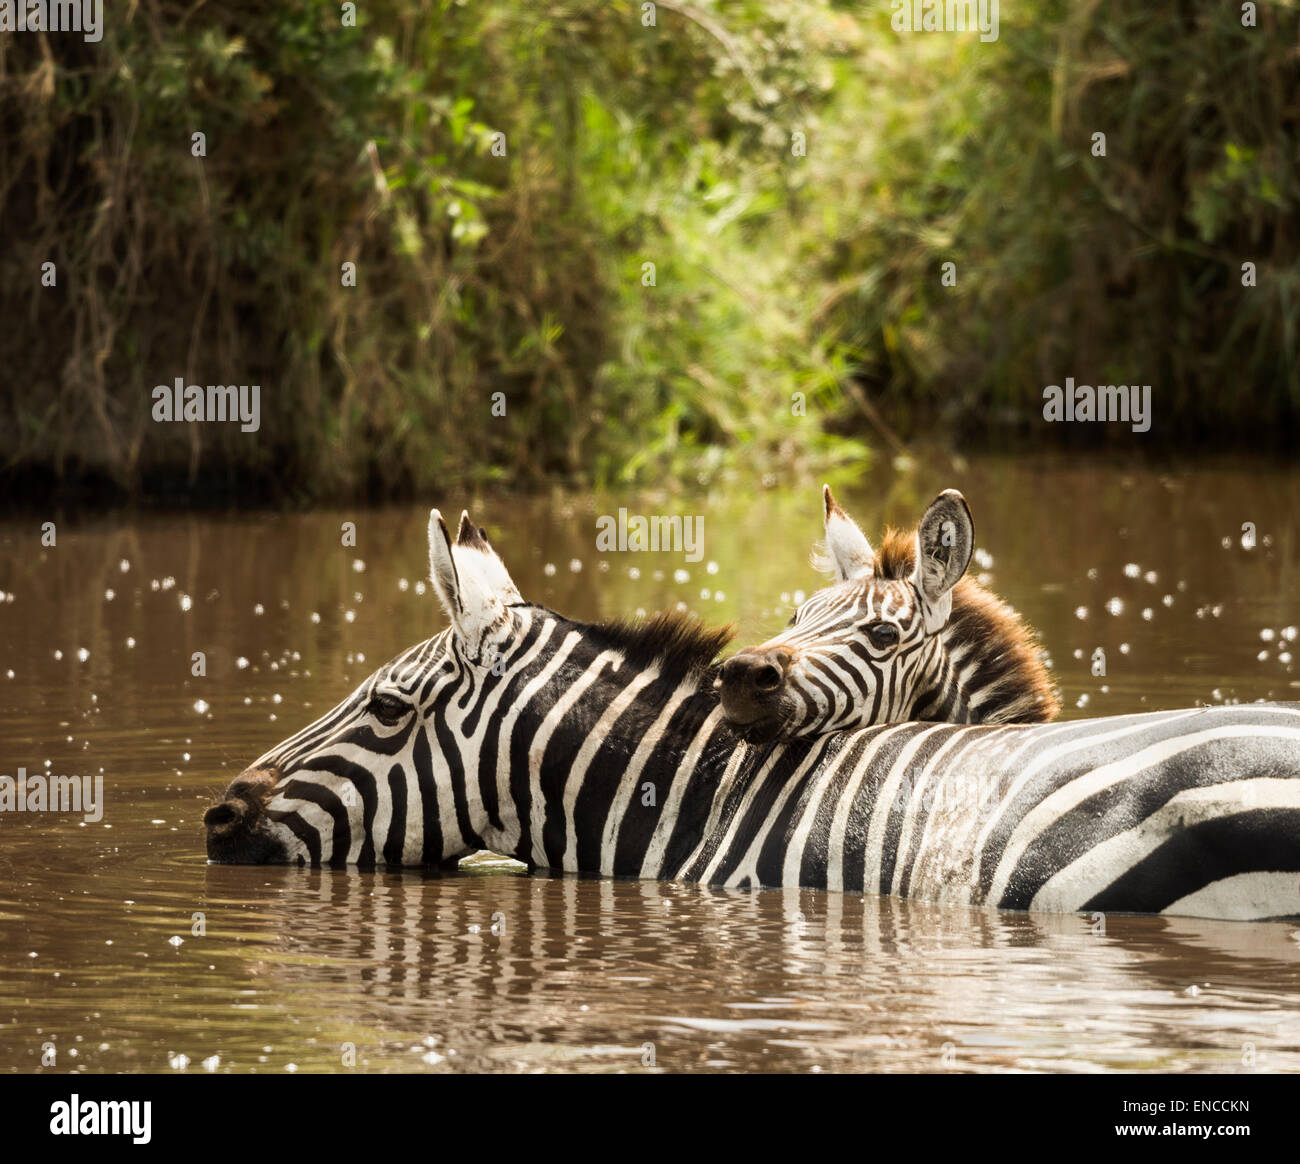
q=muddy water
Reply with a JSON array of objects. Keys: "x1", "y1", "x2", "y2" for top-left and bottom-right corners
[{"x1": 2, "y1": 453, "x2": 1300, "y2": 1073}]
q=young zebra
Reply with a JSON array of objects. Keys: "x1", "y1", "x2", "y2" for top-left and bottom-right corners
[
  {"x1": 719, "y1": 487, "x2": 1059, "y2": 742},
  {"x1": 203, "y1": 507, "x2": 1300, "y2": 921}
]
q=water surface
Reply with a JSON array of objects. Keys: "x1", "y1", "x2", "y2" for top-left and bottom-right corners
[{"x1": 3, "y1": 453, "x2": 1299, "y2": 1072}]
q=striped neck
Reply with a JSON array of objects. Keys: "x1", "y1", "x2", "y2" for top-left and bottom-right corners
[
  {"x1": 461, "y1": 607, "x2": 752, "y2": 875},
  {"x1": 909, "y1": 578, "x2": 1059, "y2": 724}
]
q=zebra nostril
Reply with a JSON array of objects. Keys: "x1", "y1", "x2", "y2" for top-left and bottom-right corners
[
  {"x1": 204, "y1": 801, "x2": 244, "y2": 832},
  {"x1": 753, "y1": 663, "x2": 784, "y2": 692}
]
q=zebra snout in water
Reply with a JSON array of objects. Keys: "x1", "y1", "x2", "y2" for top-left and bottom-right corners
[
  {"x1": 204, "y1": 767, "x2": 286, "y2": 863},
  {"x1": 719, "y1": 648, "x2": 791, "y2": 733}
]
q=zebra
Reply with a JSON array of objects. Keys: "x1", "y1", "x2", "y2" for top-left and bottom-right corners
[
  {"x1": 204, "y1": 507, "x2": 1300, "y2": 920},
  {"x1": 719, "y1": 486, "x2": 1059, "y2": 742}
]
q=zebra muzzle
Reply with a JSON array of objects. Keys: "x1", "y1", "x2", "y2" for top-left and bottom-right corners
[
  {"x1": 203, "y1": 767, "x2": 284, "y2": 862},
  {"x1": 719, "y1": 647, "x2": 791, "y2": 727}
]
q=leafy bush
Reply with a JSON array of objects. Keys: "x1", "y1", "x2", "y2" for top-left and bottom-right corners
[{"x1": 1, "y1": 1, "x2": 1294, "y2": 506}]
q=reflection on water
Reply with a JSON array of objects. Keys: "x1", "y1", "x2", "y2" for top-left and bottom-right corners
[{"x1": 2, "y1": 453, "x2": 1299, "y2": 1072}]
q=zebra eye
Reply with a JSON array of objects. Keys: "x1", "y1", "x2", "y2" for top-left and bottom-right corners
[
  {"x1": 867, "y1": 622, "x2": 900, "y2": 649},
  {"x1": 366, "y1": 691, "x2": 411, "y2": 726}
]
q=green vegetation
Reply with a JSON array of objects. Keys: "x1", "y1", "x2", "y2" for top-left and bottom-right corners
[{"x1": 0, "y1": 1, "x2": 1295, "y2": 504}]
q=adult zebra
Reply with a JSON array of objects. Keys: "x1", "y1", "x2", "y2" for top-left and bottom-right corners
[
  {"x1": 204, "y1": 508, "x2": 1300, "y2": 920},
  {"x1": 720, "y1": 487, "x2": 1059, "y2": 741}
]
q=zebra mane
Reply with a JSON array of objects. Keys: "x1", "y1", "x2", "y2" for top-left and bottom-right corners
[
  {"x1": 584, "y1": 609, "x2": 735, "y2": 678},
  {"x1": 870, "y1": 527, "x2": 916, "y2": 580}
]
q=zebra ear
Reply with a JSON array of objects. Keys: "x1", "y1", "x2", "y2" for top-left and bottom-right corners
[
  {"x1": 453, "y1": 509, "x2": 522, "y2": 607},
  {"x1": 820, "y1": 485, "x2": 874, "y2": 582},
  {"x1": 912, "y1": 490, "x2": 974, "y2": 632},
  {"x1": 429, "y1": 507, "x2": 522, "y2": 649},
  {"x1": 428, "y1": 509, "x2": 463, "y2": 618}
]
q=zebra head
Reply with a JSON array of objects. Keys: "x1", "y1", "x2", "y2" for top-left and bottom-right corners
[
  {"x1": 719, "y1": 486, "x2": 1058, "y2": 740},
  {"x1": 204, "y1": 508, "x2": 527, "y2": 866}
]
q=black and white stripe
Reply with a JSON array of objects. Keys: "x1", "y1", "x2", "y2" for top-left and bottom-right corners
[
  {"x1": 203, "y1": 508, "x2": 1300, "y2": 921},
  {"x1": 718, "y1": 487, "x2": 1058, "y2": 740}
]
